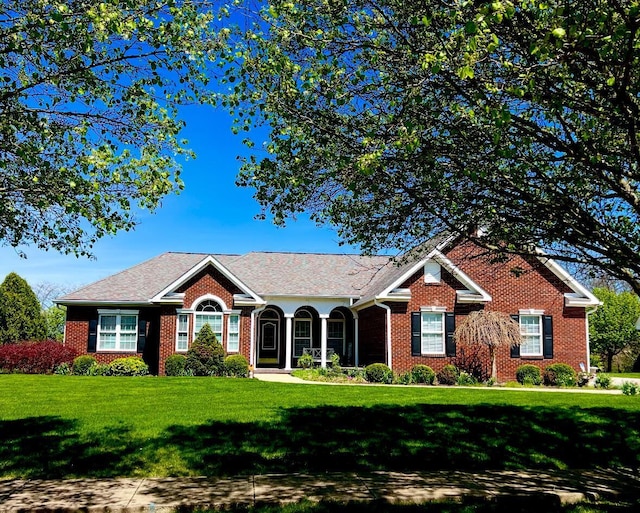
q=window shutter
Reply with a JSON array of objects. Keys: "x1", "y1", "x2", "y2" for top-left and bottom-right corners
[
  {"x1": 445, "y1": 312, "x2": 456, "y2": 357},
  {"x1": 87, "y1": 319, "x2": 98, "y2": 353},
  {"x1": 411, "y1": 312, "x2": 421, "y2": 356},
  {"x1": 510, "y1": 314, "x2": 520, "y2": 358},
  {"x1": 543, "y1": 315, "x2": 553, "y2": 358},
  {"x1": 137, "y1": 320, "x2": 147, "y2": 353}
]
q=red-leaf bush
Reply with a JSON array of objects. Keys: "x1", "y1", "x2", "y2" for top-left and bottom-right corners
[{"x1": 0, "y1": 340, "x2": 77, "y2": 374}]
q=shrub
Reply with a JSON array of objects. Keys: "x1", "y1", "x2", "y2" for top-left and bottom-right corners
[
  {"x1": 330, "y1": 352, "x2": 341, "y2": 369},
  {"x1": 54, "y1": 362, "x2": 72, "y2": 375},
  {"x1": 185, "y1": 324, "x2": 225, "y2": 376},
  {"x1": 595, "y1": 373, "x2": 612, "y2": 389},
  {"x1": 224, "y1": 354, "x2": 249, "y2": 377},
  {"x1": 394, "y1": 371, "x2": 413, "y2": 385},
  {"x1": 108, "y1": 356, "x2": 149, "y2": 377},
  {"x1": 89, "y1": 363, "x2": 111, "y2": 376},
  {"x1": 543, "y1": 363, "x2": 577, "y2": 387},
  {"x1": 622, "y1": 381, "x2": 639, "y2": 396},
  {"x1": 73, "y1": 355, "x2": 97, "y2": 375},
  {"x1": 165, "y1": 354, "x2": 187, "y2": 376},
  {"x1": 364, "y1": 363, "x2": 393, "y2": 384},
  {"x1": 437, "y1": 364, "x2": 459, "y2": 385},
  {"x1": 457, "y1": 371, "x2": 477, "y2": 386},
  {"x1": 516, "y1": 364, "x2": 542, "y2": 386},
  {"x1": 0, "y1": 340, "x2": 76, "y2": 374},
  {"x1": 297, "y1": 353, "x2": 314, "y2": 369},
  {"x1": 411, "y1": 364, "x2": 436, "y2": 385}
]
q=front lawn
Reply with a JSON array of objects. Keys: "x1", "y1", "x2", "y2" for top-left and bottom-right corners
[{"x1": 1, "y1": 375, "x2": 639, "y2": 479}]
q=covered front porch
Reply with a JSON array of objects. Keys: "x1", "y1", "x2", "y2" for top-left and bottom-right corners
[{"x1": 250, "y1": 298, "x2": 359, "y2": 370}]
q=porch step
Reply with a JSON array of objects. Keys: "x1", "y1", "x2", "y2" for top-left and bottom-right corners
[{"x1": 253, "y1": 368, "x2": 292, "y2": 375}]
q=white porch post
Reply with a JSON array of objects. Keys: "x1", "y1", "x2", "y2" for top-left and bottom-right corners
[
  {"x1": 285, "y1": 314, "x2": 293, "y2": 371},
  {"x1": 320, "y1": 314, "x2": 329, "y2": 368},
  {"x1": 354, "y1": 313, "x2": 359, "y2": 367}
]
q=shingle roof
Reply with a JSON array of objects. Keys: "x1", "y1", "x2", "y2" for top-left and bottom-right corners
[{"x1": 57, "y1": 251, "x2": 392, "y2": 303}]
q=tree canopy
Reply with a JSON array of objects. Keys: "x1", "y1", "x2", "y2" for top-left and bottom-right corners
[
  {"x1": 0, "y1": 272, "x2": 46, "y2": 343},
  {"x1": 0, "y1": 0, "x2": 220, "y2": 256},
  {"x1": 217, "y1": 0, "x2": 640, "y2": 292},
  {"x1": 589, "y1": 287, "x2": 640, "y2": 372}
]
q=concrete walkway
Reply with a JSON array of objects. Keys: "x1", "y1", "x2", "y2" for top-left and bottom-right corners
[{"x1": 1, "y1": 469, "x2": 639, "y2": 512}]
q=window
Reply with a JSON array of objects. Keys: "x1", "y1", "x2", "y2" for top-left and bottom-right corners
[
  {"x1": 195, "y1": 299, "x2": 223, "y2": 341},
  {"x1": 424, "y1": 261, "x2": 442, "y2": 283},
  {"x1": 294, "y1": 310, "x2": 312, "y2": 357},
  {"x1": 98, "y1": 311, "x2": 138, "y2": 352},
  {"x1": 227, "y1": 314, "x2": 240, "y2": 352},
  {"x1": 176, "y1": 313, "x2": 189, "y2": 352},
  {"x1": 328, "y1": 311, "x2": 345, "y2": 355},
  {"x1": 421, "y1": 312, "x2": 445, "y2": 354},
  {"x1": 520, "y1": 315, "x2": 542, "y2": 356}
]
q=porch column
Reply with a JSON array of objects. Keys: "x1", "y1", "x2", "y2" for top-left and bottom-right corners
[
  {"x1": 320, "y1": 314, "x2": 329, "y2": 368},
  {"x1": 354, "y1": 313, "x2": 359, "y2": 367},
  {"x1": 284, "y1": 314, "x2": 293, "y2": 371}
]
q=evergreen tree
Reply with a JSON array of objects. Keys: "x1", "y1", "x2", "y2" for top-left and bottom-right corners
[{"x1": 0, "y1": 273, "x2": 47, "y2": 343}]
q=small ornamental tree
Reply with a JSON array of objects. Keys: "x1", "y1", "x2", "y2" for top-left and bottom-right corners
[
  {"x1": 454, "y1": 310, "x2": 521, "y2": 382},
  {"x1": 0, "y1": 273, "x2": 46, "y2": 344},
  {"x1": 185, "y1": 323, "x2": 225, "y2": 376}
]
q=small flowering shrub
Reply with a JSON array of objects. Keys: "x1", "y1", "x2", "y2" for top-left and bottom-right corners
[
  {"x1": 516, "y1": 364, "x2": 542, "y2": 386},
  {"x1": 73, "y1": 355, "x2": 97, "y2": 375},
  {"x1": 108, "y1": 356, "x2": 149, "y2": 377},
  {"x1": 224, "y1": 354, "x2": 249, "y2": 377},
  {"x1": 297, "y1": 353, "x2": 314, "y2": 369},
  {"x1": 364, "y1": 363, "x2": 393, "y2": 383},
  {"x1": 437, "y1": 364, "x2": 459, "y2": 385},
  {"x1": 594, "y1": 373, "x2": 612, "y2": 389},
  {"x1": 0, "y1": 340, "x2": 76, "y2": 374},
  {"x1": 622, "y1": 381, "x2": 639, "y2": 396},
  {"x1": 411, "y1": 364, "x2": 436, "y2": 385},
  {"x1": 165, "y1": 354, "x2": 187, "y2": 376},
  {"x1": 543, "y1": 363, "x2": 577, "y2": 387}
]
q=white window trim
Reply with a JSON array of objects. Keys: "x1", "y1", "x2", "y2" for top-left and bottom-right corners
[
  {"x1": 176, "y1": 313, "x2": 190, "y2": 352},
  {"x1": 97, "y1": 309, "x2": 139, "y2": 352},
  {"x1": 227, "y1": 311, "x2": 241, "y2": 353},
  {"x1": 421, "y1": 310, "x2": 445, "y2": 355},
  {"x1": 519, "y1": 314, "x2": 543, "y2": 357}
]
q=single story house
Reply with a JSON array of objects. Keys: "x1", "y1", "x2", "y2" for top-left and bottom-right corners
[{"x1": 56, "y1": 236, "x2": 600, "y2": 380}]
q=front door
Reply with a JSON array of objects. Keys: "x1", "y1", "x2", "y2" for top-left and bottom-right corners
[{"x1": 258, "y1": 311, "x2": 280, "y2": 366}]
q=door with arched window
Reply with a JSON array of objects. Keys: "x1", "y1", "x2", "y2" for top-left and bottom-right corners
[{"x1": 258, "y1": 308, "x2": 281, "y2": 366}]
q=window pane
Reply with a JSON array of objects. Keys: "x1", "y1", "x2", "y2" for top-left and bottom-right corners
[
  {"x1": 120, "y1": 315, "x2": 137, "y2": 332},
  {"x1": 520, "y1": 316, "x2": 540, "y2": 335},
  {"x1": 100, "y1": 315, "x2": 116, "y2": 331},
  {"x1": 178, "y1": 314, "x2": 189, "y2": 332},
  {"x1": 422, "y1": 313, "x2": 443, "y2": 332},
  {"x1": 295, "y1": 320, "x2": 310, "y2": 337},
  {"x1": 521, "y1": 335, "x2": 542, "y2": 355},
  {"x1": 422, "y1": 333, "x2": 443, "y2": 354},
  {"x1": 119, "y1": 333, "x2": 137, "y2": 351},
  {"x1": 177, "y1": 333, "x2": 188, "y2": 352},
  {"x1": 100, "y1": 333, "x2": 116, "y2": 349},
  {"x1": 294, "y1": 338, "x2": 310, "y2": 357},
  {"x1": 228, "y1": 333, "x2": 239, "y2": 352},
  {"x1": 328, "y1": 321, "x2": 344, "y2": 339}
]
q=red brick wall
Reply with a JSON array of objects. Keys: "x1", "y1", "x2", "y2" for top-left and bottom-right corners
[
  {"x1": 362, "y1": 241, "x2": 589, "y2": 382},
  {"x1": 65, "y1": 267, "x2": 258, "y2": 376}
]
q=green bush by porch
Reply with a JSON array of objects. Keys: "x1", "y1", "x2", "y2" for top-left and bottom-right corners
[{"x1": 0, "y1": 375, "x2": 639, "y2": 479}]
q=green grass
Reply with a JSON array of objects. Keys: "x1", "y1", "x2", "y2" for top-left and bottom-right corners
[
  {"x1": 610, "y1": 372, "x2": 640, "y2": 379},
  {"x1": 1, "y1": 375, "x2": 640, "y2": 479}
]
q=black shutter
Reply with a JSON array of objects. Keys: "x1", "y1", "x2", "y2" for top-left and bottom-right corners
[
  {"x1": 411, "y1": 312, "x2": 421, "y2": 356},
  {"x1": 137, "y1": 319, "x2": 147, "y2": 353},
  {"x1": 445, "y1": 312, "x2": 456, "y2": 357},
  {"x1": 510, "y1": 314, "x2": 520, "y2": 358},
  {"x1": 543, "y1": 315, "x2": 553, "y2": 359},
  {"x1": 87, "y1": 319, "x2": 98, "y2": 353}
]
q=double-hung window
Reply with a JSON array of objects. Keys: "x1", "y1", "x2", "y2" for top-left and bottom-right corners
[
  {"x1": 176, "y1": 313, "x2": 189, "y2": 352},
  {"x1": 97, "y1": 310, "x2": 138, "y2": 352},
  {"x1": 227, "y1": 314, "x2": 240, "y2": 352},
  {"x1": 421, "y1": 311, "x2": 445, "y2": 354},
  {"x1": 519, "y1": 315, "x2": 542, "y2": 356}
]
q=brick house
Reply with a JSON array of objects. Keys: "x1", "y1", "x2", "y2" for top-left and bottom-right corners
[{"x1": 56, "y1": 236, "x2": 600, "y2": 380}]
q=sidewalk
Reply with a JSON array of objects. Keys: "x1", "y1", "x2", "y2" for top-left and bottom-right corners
[{"x1": 1, "y1": 469, "x2": 639, "y2": 512}]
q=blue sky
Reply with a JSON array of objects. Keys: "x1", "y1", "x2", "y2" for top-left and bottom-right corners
[{"x1": 0, "y1": 103, "x2": 360, "y2": 292}]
